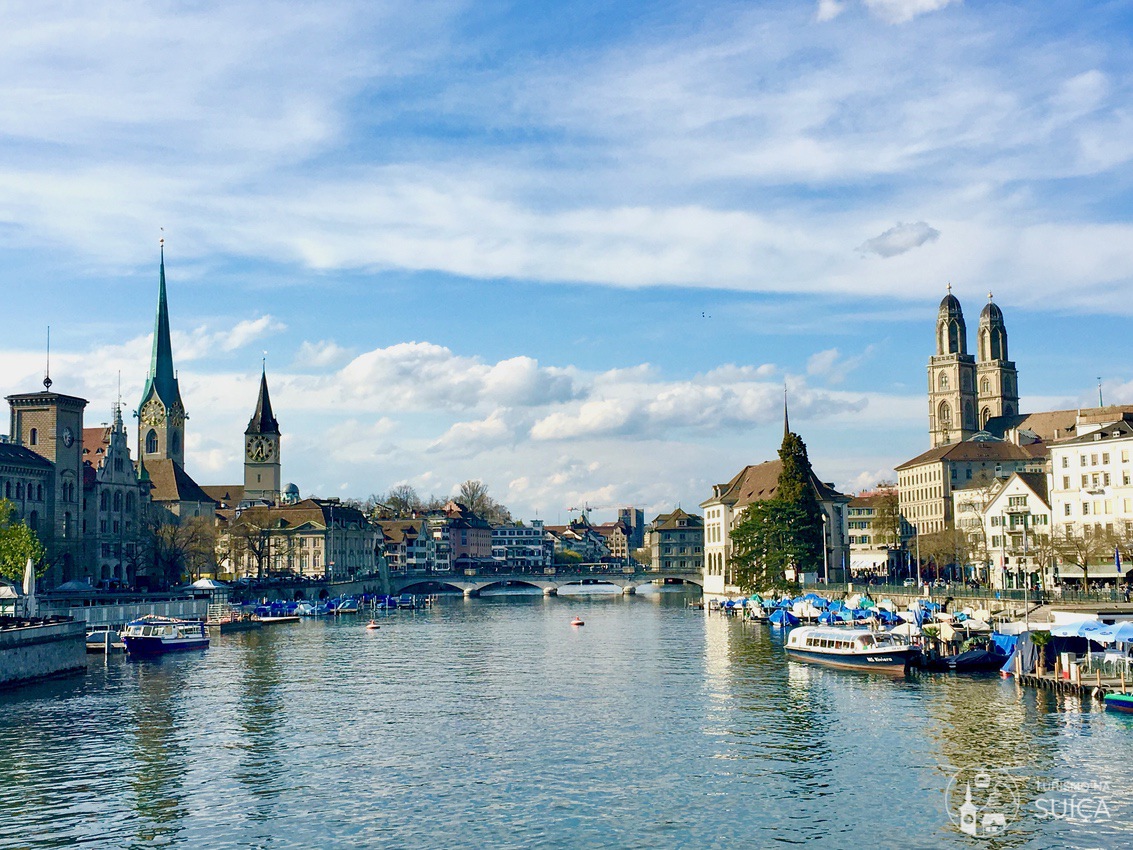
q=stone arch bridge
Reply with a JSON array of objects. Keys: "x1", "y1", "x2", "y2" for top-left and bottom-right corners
[{"x1": 388, "y1": 565, "x2": 703, "y2": 597}]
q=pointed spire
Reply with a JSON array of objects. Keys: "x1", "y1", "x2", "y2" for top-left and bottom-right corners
[
  {"x1": 139, "y1": 238, "x2": 185, "y2": 416},
  {"x1": 246, "y1": 364, "x2": 280, "y2": 435},
  {"x1": 783, "y1": 384, "x2": 791, "y2": 440}
]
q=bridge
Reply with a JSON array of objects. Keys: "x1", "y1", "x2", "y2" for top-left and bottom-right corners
[{"x1": 388, "y1": 564, "x2": 704, "y2": 597}]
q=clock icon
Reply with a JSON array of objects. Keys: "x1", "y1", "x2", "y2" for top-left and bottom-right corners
[{"x1": 62, "y1": 427, "x2": 74, "y2": 447}]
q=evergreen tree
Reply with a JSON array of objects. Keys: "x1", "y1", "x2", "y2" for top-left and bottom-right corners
[{"x1": 730, "y1": 430, "x2": 825, "y2": 593}]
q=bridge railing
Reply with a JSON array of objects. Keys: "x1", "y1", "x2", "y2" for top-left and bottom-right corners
[{"x1": 800, "y1": 581, "x2": 1129, "y2": 606}]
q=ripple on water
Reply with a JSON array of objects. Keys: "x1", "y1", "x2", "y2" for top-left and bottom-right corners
[{"x1": 2, "y1": 597, "x2": 1131, "y2": 849}]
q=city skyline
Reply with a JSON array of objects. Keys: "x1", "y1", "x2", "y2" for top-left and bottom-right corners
[{"x1": 3, "y1": 1, "x2": 1133, "y2": 523}]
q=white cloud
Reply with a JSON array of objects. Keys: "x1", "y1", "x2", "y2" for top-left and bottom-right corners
[
  {"x1": 428, "y1": 409, "x2": 516, "y2": 456},
  {"x1": 294, "y1": 339, "x2": 351, "y2": 369},
  {"x1": 858, "y1": 222, "x2": 941, "y2": 258},
  {"x1": 816, "y1": 1, "x2": 846, "y2": 22},
  {"x1": 863, "y1": 0, "x2": 962, "y2": 25}
]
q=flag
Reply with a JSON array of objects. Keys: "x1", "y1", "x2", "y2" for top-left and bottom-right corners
[{"x1": 1117, "y1": 547, "x2": 1123, "y2": 570}]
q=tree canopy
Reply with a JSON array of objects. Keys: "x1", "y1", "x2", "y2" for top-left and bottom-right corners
[
  {"x1": 729, "y1": 431, "x2": 825, "y2": 593},
  {"x1": 0, "y1": 499, "x2": 47, "y2": 583}
]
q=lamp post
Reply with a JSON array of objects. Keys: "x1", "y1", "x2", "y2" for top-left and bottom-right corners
[
  {"x1": 821, "y1": 512, "x2": 829, "y2": 585},
  {"x1": 915, "y1": 526, "x2": 921, "y2": 587}
]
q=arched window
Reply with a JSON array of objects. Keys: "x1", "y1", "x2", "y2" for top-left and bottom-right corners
[
  {"x1": 145, "y1": 430, "x2": 158, "y2": 454},
  {"x1": 113, "y1": 492, "x2": 122, "y2": 512},
  {"x1": 938, "y1": 373, "x2": 949, "y2": 391},
  {"x1": 37, "y1": 484, "x2": 43, "y2": 501},
  {"x1": 981, "y1": 407, "x2": 991, "y2": 428},
  {"x1": 4, "y1": 482, "x2": 10, "y2": 499},
  {"x1": 126, "y1": 493, "x2": 135, "y2": 511},
  {"x1": 100, "y1": 491, "x2": 109, "y2": 511},
  {"x1": 980, "y1": 377, "x2": 989, "y2": 394},
  {"x1": 15, "y1": 483, "x2": 22, "y2": 499},
  {"x1": 28, "y1": 510, "x2": 37, "y2": 531},
  {"x1": 938, "y1": 401, "x2": 952, "y2": 424},
  {"x1": 63, "y1": 511, "x2": 72, "y2": 538},
  {"x1": 964, "y1": 400, "x2": 974, "y2": 429},
  {"x1": 29, "y1": 428, "x2": 37, "y2": 445}
]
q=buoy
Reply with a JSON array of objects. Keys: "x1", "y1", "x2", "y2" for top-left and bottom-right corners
[
  {"x1": 366, "y1": 621, "x2": 380, "y2": 630},
  {"x1": 570, "y1": 617, "x2": 584, "y2": 627}
]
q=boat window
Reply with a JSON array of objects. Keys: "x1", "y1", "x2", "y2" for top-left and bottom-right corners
[{"x1": 142, "y1": 626, "x2": 152, "y2": 636}]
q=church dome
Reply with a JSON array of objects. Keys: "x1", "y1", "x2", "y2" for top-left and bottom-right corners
[
  {"x1": 979, "y1": 299, "x2": 1003, "y2": 325},
  {"x1": 938, "y1": 291, "x2": 963, "y2": 320}
]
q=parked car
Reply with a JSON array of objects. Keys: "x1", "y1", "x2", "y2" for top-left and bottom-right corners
[{"x1": 902, "y1": 578, "x2": 916, "y2": 587}]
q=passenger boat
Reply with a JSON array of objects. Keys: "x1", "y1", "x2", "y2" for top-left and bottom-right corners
[
  {"x1": 785, "y1": 626, "x2": 917, "y2": 672},
  {"x1": 1104, "y1": 692, "x2": 1133, "y2": 714},
  {"x1": 123, "y1": 616, "x2": 209, "y2": 656}
]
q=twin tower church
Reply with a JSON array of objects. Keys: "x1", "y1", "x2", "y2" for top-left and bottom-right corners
[{"x1": 927, "y1": 286, "x2": 1019, "y2": 447}]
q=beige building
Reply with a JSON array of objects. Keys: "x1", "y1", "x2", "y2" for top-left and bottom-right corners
[
  {"x1": 897, "y1": 439, "x2": 1046, "y2": 534},
  {"x1": 643, "y1": 509, "x2": 703, "y2": 572},
  {"x1": 846, "y1": 489, "x2": 913, "y2": 578}
]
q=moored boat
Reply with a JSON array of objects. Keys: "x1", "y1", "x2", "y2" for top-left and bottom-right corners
[
  {"x1": 1104, "y1": 692, "x2": 1133, "y2": 714},
  {"x1": 123, "y1": 616, "x2": 209, "y2": 656},
  {"x1": 785, "y1": 625, "x2": 916, "y2": 672},
  {"x1": 86, "y1": 628, "x2": 125, "y2": 653}
]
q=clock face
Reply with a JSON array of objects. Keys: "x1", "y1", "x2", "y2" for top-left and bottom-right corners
[
  {"x1": 247, "y1": 436, "x2": 275, "y2": 462},
  {"x1": 62, "y1": 427, "x2": 74, "y2": 447}
]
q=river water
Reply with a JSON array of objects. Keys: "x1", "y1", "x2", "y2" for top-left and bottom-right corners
[{"x1": 1, "y1": 590, "x2": 1130, "y2": 849}]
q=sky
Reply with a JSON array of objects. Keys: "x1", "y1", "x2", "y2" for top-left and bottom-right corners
[{"x1": 3, "y1": 0, "x2": 1133, "y2": 525}]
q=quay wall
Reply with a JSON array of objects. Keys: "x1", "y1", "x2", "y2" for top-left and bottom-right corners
[
  {"x1": 40, "y1": 599, "x2": 209, "y2": 628},
  {"x1": 0, "y1": 620, "x2": 86, "y2": 689}
]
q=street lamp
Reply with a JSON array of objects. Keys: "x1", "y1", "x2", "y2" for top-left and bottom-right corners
[{"x1": 821, "y1": 512, "x2": 829, "y2": 585}]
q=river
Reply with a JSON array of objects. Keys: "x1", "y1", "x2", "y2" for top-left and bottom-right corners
[{"x1": 1, "y1": 589, "x2": 1129, "y2": 849}]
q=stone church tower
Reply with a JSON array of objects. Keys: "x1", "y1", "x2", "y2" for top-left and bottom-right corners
[
  {"x1": 137, "y1": 241, "x2": 187, "y2": 468},
  {"x1": 243, "y1": 367, "x2": 281, "y2": 503},
  {"x1": 928, "y1": 287, "x2": 1019, "y2": 447},
  {"x1": 975, "y1": 294, "x2": 1018, "y2": 428},
  {"x1": 928, "y1": 286, "x2": 978, "y2": 447}
]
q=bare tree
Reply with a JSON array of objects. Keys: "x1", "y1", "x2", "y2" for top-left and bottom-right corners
[
  {"x1": 385, "y1": 484, "x2": 422, "y2": 516},
  {"x1": 1054, "y1": 522, "x2": 1110, "y2": 591},
  {"x1": 872, "y1": 486, "x2": 904, "y2": 549},
  {"x1": 459, "y1": 480, "x2": 491, "y2": 516},
  {"x1": 227, "y1": 510, "x2": 273, "y2": 580}
]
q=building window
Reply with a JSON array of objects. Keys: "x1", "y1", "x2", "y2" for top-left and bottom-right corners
[
  {"x1": 1062, "y1": 456, "x2": 1069, "y2": 469},
  {"x1": 1064, "y1": 504, "x2": 1072, "y2": 516},
  {"x1": 145, "y1": 430, "x2": 158, "y2": 454},
  {"x1": 29, "y1": 428, "x2": 38, "y2": 445}
]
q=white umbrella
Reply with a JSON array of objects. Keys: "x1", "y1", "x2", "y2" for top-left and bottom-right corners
[{"x1": 23, "y1": 557, "x2": 37, "y2": 618}]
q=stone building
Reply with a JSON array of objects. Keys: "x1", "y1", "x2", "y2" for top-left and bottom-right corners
[{"x1": 643, "y1": 509, "x2": 703, "y2": 572}]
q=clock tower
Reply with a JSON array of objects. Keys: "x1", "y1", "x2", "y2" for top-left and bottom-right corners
[
  {"x1": 137, "y1": 240, "x2": 188, "y2": 468},
  {"x1": 243, "y1": 366, "x2": 281, "y2": 504}
]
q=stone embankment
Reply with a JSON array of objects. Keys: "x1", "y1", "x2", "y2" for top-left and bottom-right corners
[{"x1": 0, "y1": 618, "x2": 86, "y2": 689}]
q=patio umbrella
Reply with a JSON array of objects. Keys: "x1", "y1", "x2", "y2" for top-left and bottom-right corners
[
  {"x1": 23, "y1": 558, "x2": 37, "y2": 618},
  {"x1": 1092, "y1": 621, "x2": 1133, "y2": 645},
  {"x1": 1050, "y1": 620, "x2": 1105, "y2": 638}
]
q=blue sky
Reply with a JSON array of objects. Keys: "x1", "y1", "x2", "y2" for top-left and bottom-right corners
[{"x1": 3, "y1": 0, "x2": 1133, "y2": 523}]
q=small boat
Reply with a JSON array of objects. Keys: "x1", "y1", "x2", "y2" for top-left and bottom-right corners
[
  {"x1": 1104, "y1": 692, "x2": 1133, "y2": 714},
  {"x1": 785, "y1": 626, "x2": 916, "y2": 672},
  {"x1": 366, "y1": 620, "x2": 381, "y2": 630},
  {"x1": 123, "y1": 616, "x2": 209, "y2": 657},
  {"x1": 570, "y1": 617, "x2": 584, "y2": 627}
]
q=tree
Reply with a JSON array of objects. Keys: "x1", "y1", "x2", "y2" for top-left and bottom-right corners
[
  {"x1": 872, "y1": 486, "x2": 904, "y2": 549},
  {"x1": 917, "y1": 523, "x2": 970, "y2": 581},
  {"x1": 0, "y1": 499, "x2": 47, "y2": 583},
  {"x1": 728, "y1": 430, "x2": 825, "y2": 593},
  {"x1": 731, "y1": 498, "x2": 815, "y2": 593},
  {"x1": 141, "y1": 512, "x2": 217, "y2": 589},
  {"x1": 385, "y1": 484, "x2": 422, "y2": 517},
  {"x1": 227, "y1": 510, "x2": 273, "y2": 580},
  {"x1": 1054, "y1": 523, "x2": 1110, "y2": 591},
  {"x1": 459, "y1": 480, "x2": 490, "y2": 516}
]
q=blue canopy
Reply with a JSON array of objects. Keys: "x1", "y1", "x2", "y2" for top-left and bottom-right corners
[
  {"x1": 1092, "y1": 621, "x2": 1133, "y2": 644},
  {"x1": 769, "y1": 609, "x2": 799, "y2": 627}
]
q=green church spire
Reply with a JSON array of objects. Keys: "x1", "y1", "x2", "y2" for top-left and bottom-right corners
[{"x1": 139, "y1": 240, "x2": 183, "y2": 412}]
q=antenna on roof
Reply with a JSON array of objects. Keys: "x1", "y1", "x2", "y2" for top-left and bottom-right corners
[
  {"x1": 43, "y1": 326, "x2": 52, "y2": 391},
  {"x1": 1098, "y1": 377, "x2": 1104, "y2": 408}
]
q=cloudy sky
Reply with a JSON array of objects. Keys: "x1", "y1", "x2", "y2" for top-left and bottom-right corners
[{"x1": 3, "y1": 0, "x2": 1133, "y2": 523}]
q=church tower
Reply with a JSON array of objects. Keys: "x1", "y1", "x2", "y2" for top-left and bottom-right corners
[
  {"x1": 928, "y1": 286, "x2": 978, "y2": 447},
  {"x1": 975, "y1": 293, "x2": 1018, "y2": 429},
  {"x1": 243, "y1": 366, "x2": 281, "y2": 503},
  {"x1": 137, "y1": 240, "x2": 187, "y2": 468}
]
